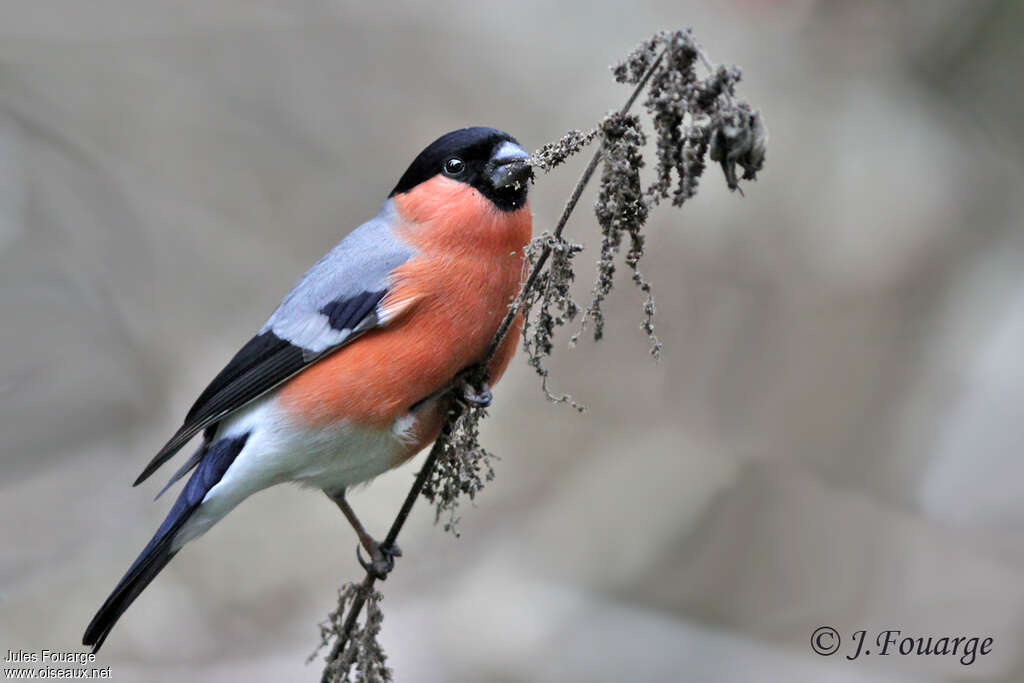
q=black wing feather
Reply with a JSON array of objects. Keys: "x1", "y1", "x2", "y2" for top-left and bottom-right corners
[
  {"x1": 186, "y1": 332, "x2": 300, "y2": 424},
  {"x1": 133, "y1": 289, "x2": 387, "y2": 487}
]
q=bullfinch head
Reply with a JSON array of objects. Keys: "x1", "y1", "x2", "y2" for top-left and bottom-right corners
[{"x1": 390, "y1": 127, "x2": 533, "y2": 212}]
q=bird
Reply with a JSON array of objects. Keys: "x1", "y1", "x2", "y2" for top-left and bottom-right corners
[{"x1": 82, "y1": 127, "x2": 533, "y2": 653}]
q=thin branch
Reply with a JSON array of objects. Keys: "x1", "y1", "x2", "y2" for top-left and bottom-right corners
[{"x1": 319, "y1": 414, "x2": 458, "y2": 683}]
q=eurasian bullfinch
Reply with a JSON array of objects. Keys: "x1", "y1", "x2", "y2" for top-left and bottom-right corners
[{"x1": 83, "y1": 127, "x2": 533, "y2": 652}]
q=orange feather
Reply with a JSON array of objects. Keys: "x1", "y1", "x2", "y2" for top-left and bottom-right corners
[{"x1": 277, "y1": 176, "x2": 530, "y2": 453}]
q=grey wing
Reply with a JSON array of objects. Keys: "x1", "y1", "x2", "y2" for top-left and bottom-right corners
[
  {"x1": 261, "y1": 201, "x2": 413, "y2": 355},
  {"x1": 134, "y1": 201, "x2": 414, "y2": 487}
]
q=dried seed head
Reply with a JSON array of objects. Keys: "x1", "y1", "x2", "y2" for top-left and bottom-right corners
[
  {"x1": 521, "y1": 232, "x2": 585, "y2": 409},
  {"x1": 422, "y1": 403, "x2": 499, "y2": 535},
  {"x1": 612, "y1": 34, "x2": 664, "y2": 85},
  {"x1": 530, "y1": 128, "x2": 599, "y2": 172},
  {"x1": 314, "y1": 584, "x2": 392, "y2": 683},
  {"x1": 643, "y1": 31, "x2": 702, "y2": 207},
  {"x1": 581, "y1": 112, "x2": 658, "y2": 353},
  {"x1": 709, "y1": 101, "x2": 766, "y2": 191}
]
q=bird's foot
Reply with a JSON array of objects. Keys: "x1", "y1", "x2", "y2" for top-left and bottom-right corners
[
  {"x1": 356, "y1": 539, "x2": 402, "y2": 580},
  {"x1": 456, "y1": 372, "x2": 492, "y2": 408}
]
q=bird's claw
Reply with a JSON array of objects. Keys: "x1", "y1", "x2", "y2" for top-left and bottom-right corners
[
  {"x1": 456, "y1": 374, "x2": 492, "y2": 408},
  {"x1": 356, "y1": 541, "x2": 402, "y2": 580}
]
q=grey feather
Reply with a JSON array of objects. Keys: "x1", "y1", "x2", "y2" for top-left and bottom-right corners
[{"x1": 262, "y1": 200, "x2": 414, "y2": 352}]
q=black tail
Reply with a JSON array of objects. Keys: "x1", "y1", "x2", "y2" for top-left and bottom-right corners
[
  {"x1": 82, "y1": 516, "x2": 184, "y2": 652},
  {"x1": 83, "y1": 433, "x2": 250, "y2": 652}
]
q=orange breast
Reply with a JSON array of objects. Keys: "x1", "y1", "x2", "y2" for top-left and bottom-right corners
[{"x1": 277, "y1": 176, "x2": 531, "y2": 431}]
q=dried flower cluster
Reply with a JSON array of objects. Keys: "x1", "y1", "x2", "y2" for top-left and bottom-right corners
[
  {"x1": 642, "y1": 31, "x2": 704, "y2": 205},
  {"x1": 529, "y1": 128, "x2": 599, "y2": 172},
  {"x1": 421, "y1": 402, "x2": 498, "y2": 535},
  {"x1": 631, "y1": 29, "x2": 767, "y2": 198},
  {"x1": 314, "y1": 583, "x2": 391, "y2": 683},
  {"x1": 709, "y1": 95, "x2": 766, "y2": 191},
  {"x1": 611, "y1": 34, "x2": 664, "y2": 85},
  {"x1": 523, "y1": 28, "x2": 767, "y2": 366},
  {"x1": 581, "y1": 112, "x2": 657, "y2": 354},
  {"x1": 520, "y1": 232, "x2": 585, "y2": 408}
]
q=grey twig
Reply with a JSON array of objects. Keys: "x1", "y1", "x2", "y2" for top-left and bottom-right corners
[{"x1": 318, "y1": 416, "x2": 456, "y2": 683}]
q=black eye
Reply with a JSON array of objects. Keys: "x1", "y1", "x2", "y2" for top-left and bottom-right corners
[{"x1": 443, "y1": 157, "x2": 465, "y2": 176}]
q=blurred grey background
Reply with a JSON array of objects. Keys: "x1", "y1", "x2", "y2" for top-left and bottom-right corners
[{"x1": 2, "y1": 1, "x2": 1024, "y2": 681}]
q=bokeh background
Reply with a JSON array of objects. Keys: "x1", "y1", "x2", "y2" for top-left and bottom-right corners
[{"x1": 3, "y1": 1, "x2": 1024, "y2": 681}]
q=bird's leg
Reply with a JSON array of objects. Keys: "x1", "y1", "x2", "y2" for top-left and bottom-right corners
[
  {"x1": 325, "y1": 491, "x2": 401, "y2": 580},
  {"x1": 455, "y1": 368, "x2": 492, "y2": 408}
]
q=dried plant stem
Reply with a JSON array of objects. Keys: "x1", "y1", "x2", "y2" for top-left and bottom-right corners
[
  {"x1": 318, "y1": 414, "x2": 458, "y2": 683},
  {"x1": 319, "y1": 50, "x2": 666, "y2": 683},
  {"x1": 485, "y1": 51, "x2": 664, "y2": 361}
]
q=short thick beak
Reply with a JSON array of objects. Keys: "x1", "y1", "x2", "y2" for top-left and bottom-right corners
[{"x1": 488, "y1": 141, "x2": 533, "y2": 189}]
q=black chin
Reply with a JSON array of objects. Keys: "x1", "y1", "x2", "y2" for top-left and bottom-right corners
[
  {"x1": 481, "y1": 161, "x2": 532, "y2": 211},
  {"x1": 485, "y1": 182, "x2": 529, "y2": 212}
]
